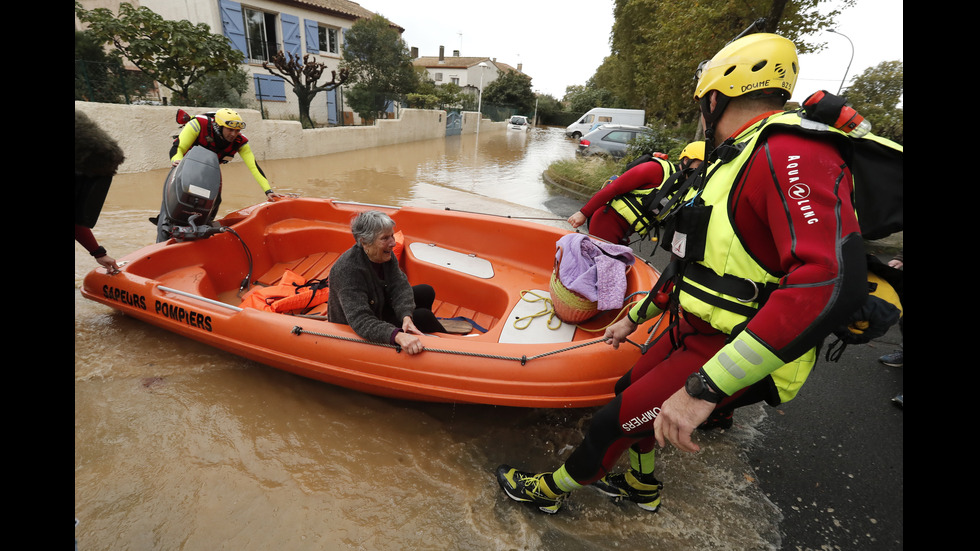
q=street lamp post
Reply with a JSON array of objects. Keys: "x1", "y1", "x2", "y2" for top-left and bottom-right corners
[
  {"x1": 476, "y1": 61, "x2": 488, "y2": 134},
  {"x1": 828, "y1": 29, "x2": 854, "y2": 95},
  {"x1": 532, "y1": 89, "x2": 539, "y2": 126}
]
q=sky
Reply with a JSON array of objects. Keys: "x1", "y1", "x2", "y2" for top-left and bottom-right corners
[{"x1": 363, "y1": 0, "x2": 903, "y2": 104}]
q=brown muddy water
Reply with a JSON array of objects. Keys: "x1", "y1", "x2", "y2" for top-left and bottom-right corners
[{"x1": 75, "y1": 126, "x2": 781, "y2": 550}]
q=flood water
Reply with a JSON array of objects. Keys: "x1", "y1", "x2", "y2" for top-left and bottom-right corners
[{"x1": 75, "y1": 126, "x2": 782, "y2": 550}]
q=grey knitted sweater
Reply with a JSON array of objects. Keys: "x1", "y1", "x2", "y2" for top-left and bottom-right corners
[{"x1": 327, "y1": 244, "x2": 416, "y2": 344}]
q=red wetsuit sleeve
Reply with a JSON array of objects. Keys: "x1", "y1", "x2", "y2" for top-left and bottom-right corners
[
  {"x1": 733, "y1": 130, "x2": 866, "y2": 358},
  {"x1": 580, "y1": 161, "x2": 666, "y2": 217},
  {"x1": 75, "y1": 224, "x2": 100, "y2": 253}
]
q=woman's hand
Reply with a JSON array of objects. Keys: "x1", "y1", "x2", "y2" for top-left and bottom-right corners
[
  {"x1": 402, "y1": 316, "x2": 423, "y2": 335},
  {"x1": 394, "y1": 331, "x2": 424, "y2": 355}
]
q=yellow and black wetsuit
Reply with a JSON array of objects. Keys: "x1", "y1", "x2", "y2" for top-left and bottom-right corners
[{"x1": 170, "y1": 115, "x2": 271, "y2": 194}]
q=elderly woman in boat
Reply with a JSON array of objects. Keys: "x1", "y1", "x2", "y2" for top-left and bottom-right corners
[{"x1": 328, "y1": 210, "x2": 446, "y2": 355}]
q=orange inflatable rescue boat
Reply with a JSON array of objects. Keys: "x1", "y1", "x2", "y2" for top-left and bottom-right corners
[{"x1": 81, "y1": 198, "x2": 667, "y2": 408}]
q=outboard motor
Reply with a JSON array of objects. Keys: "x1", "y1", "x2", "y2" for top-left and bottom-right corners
[{"x1": 155, "y1": 146, "x2": 224, "y2": 242}]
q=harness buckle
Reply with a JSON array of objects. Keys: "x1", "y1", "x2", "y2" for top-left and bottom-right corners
[{"x1": 736, "y1": 278, "x2": 759, "y2": 303}]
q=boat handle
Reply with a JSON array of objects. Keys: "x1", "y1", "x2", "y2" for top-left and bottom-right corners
[{"x1": 158, "y1": 286, "x2": 243, "y2": 312}]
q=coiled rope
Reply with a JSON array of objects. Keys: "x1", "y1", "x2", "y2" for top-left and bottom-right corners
[
  {"x1": 513, "y1": 289, "x2": 651, "y2": 334},
  {"x1": 512, "y1": 290, "x2": 563, "y2": 330}
]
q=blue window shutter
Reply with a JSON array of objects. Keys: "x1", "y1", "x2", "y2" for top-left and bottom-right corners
[
  {"x1": 304, "y1": 19, "x2": 319, "y2": 53},
  {"x1": 219, "y1": 0, "x2": 247, "y2": 58},
  {"x1": 254, "y1": 74, "x2": 286, "y2": 101},
  {"x1": 327, "y1": 88, "x2": 337, "y2": 125},
  {"x1": 281, "y1": 14, "x2": 301, "y2": 59}
]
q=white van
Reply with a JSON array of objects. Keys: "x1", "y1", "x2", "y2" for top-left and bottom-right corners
[{"x1": 565, "y1": 108, "x2": 645, "y2": 139}]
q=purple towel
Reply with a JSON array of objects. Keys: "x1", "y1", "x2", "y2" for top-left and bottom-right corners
[{"x1": 555, "y1": 233, "x2": 635, "y2": 310}]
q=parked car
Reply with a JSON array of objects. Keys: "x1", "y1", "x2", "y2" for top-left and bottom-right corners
[
  {"x1": 576, "y1": 124, "x2": 653, "y2": 159},
  {"x1": 508, "y1": 115, "x2": 530, "y2": 131}
]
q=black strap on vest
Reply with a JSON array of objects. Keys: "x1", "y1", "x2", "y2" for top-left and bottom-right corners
[
  {"x1": 677, "y1": 263, "x2": 779, "y2": 319},
  {"x1": 612, "y1": 160, "x2": 677, "y2": 238},
  {"x1": 642, "y1": 135, "x2": 778, "y2": 351},
  {"x1": 637, "y1": 169, "x2": 686, "y2": 223},
  {"x1": 651, "y1": 138, "x2": 744, "y2": 227}
]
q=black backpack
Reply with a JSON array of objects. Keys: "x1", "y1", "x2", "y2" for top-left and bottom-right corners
[{"x1": 800, "y1": 90, "x2": 903, "y2": 241}]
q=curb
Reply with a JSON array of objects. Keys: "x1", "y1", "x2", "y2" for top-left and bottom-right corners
[{"x1": 541, "y1": 170, "x2": 593, "y2": 202}]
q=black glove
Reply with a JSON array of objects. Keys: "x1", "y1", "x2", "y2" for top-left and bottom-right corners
[{"x1": 833, "y1": 295, "x2": 902, "y2": 345}]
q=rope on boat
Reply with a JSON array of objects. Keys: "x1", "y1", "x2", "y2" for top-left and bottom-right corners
[
  {"x1": 442, "y1": 206, "x2": 566, "y2": 222},
  {"x1": 287, "y1": 289, "x2": 660, "y2": 365},
  {"x1": 513, "y1": 290, "x2": 563, "y2": 331},
  {"x1": 511, "y1": 290, "x2": 650, "y2": 334},
  {"x1": 290, "y1": 325, "x2": 610, "y2": 366}
]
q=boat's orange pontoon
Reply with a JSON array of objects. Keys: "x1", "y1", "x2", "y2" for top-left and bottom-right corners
[{"x1": 81, "y1": 198, "x2": 667, "y2": 408}]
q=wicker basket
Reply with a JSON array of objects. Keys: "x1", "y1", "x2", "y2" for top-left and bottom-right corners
[{"x1": 549, "y1": 269, "x2": 599, "y2": 324}]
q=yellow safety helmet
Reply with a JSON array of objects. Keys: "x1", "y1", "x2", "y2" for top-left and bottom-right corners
[
  {"x1": 694, "y1": 33, "x2": 798, "y2": 101},
  {"x1": 214, "y1": 108, "x2": 246, "y2": 130},
  {"x1": 679, "y1": 141, "x2": 705, "y2": 162},
  {"x1": 867, "y1": 272, "x2": 902, "y2": 318}
]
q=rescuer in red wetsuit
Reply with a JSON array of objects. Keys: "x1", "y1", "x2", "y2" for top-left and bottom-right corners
[
  {"x1": 496, "y1": 32, "x2": 869, "y2": 515},
  {"x1": 567, "y1": 143, "x2": 703, "y2": 245}
]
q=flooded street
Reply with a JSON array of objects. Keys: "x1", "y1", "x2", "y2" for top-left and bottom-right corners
[{"x1": 75, "y1": 126, "x2": 782, "y2": 550}]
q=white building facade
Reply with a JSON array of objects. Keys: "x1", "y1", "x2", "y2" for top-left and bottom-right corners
[{"x1": 79, "y1": 0, "x2": 393, "y2": 126}]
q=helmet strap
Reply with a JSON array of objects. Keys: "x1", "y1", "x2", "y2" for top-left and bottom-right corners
[
  {"x1": 212, "y1": 121, "x2": 229, "y2": 144},
  {"x1": 699, "y1": 92, "x2": 731, "y2": 153}
]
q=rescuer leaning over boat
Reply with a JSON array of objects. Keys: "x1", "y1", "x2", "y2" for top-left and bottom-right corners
[{"x1": 169, "y1": 108, "x2": 284, "y2": 202}]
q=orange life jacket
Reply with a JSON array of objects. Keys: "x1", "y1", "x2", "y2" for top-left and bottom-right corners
[
  {"x1": 238, "y1": 231, "x2": 404, "y2": 314},
  {"x1": 239, "y1": 269, "x2": 329, "y2": 314}
]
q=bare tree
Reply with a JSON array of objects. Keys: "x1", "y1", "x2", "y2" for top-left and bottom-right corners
[{"x1": 263, "y1": 52, "x2": 349, "y2": 128}]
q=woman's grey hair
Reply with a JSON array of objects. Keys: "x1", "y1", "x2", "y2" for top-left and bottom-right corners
[{"x1": 350, "y1": 210, "x2": 396, "y2": 246}]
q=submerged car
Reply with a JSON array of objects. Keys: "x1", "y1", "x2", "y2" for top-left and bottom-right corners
[
  {"x1": 576, "y1": 124, "x2": 653, "y2": 158},
  {"x1": 508, "y1": 115, "x2": 530, "y2": 130}
]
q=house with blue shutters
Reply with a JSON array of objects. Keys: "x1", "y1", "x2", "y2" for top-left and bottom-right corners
[{"x1": 80, "y1": 0, "x2": 395, "y2": 126}]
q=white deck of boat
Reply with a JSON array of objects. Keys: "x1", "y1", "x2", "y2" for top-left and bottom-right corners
[{"x1": 409, "y1": 242, "x2": 494, "y2": 279}]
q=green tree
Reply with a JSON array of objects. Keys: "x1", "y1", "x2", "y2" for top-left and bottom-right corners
[
  {"x1": 482, "y1": 70, "x2": 536, "y2": 114},
  {"x1": 76, "y1": 29, "x2": 129, "y2": 102},
  {"x1": 436, "y1": 82, "x2": 474, "y2": 110},
  {"x1": 563, "y1": 82, "x2": 622, "y2": 115},
  {"x1": 600, "y1": 0, "x2": 856, "y2": 128},
  {"x1": 341, "y1": 15, "x2": 416, "y2": 122},
  {"x1": 263, "y1": 52, "x2": 349, "y2": 128},
  {"x1": 75, "y1": 2, "x2": 245, "y2": 104},
  {"x1": 407, "y1": 70, "x2": 473, "y2": 110},
  {"x1": 624, "y1": 127, "x2": 682, "y2": 166},
  {"x1": 187, "y1": 65, "x2": 251, "y2": 109},
  {"x1": 843, "y1": 61, "x2": 903, "y2": 144},
  {"x1": 533, "y1": 93, "x2": 563, "y2": 119}
]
